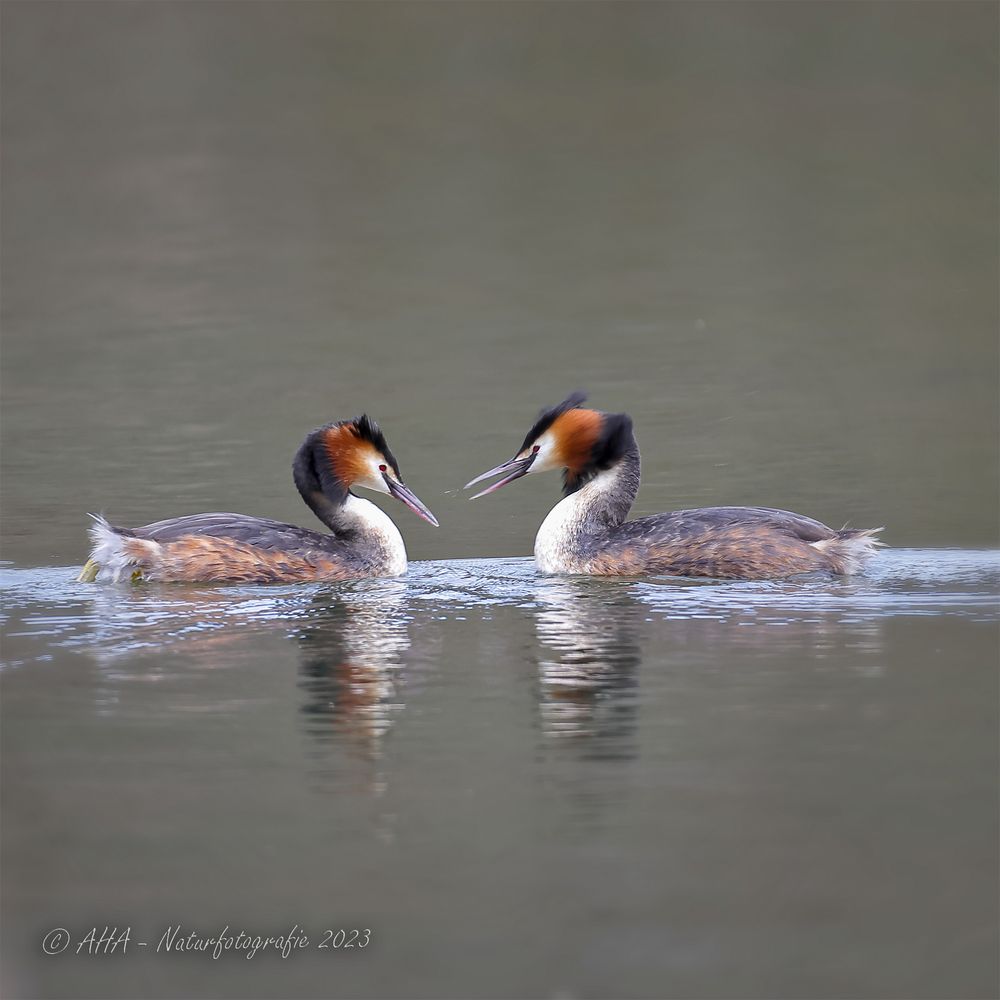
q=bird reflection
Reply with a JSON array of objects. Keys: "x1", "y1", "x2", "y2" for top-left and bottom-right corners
[
  {"x1": 532, "y1": 578, "x2": 641, "y2": 757},
  {"x1": 295, "y1": 582, "x2": 411, "y2": 765}
]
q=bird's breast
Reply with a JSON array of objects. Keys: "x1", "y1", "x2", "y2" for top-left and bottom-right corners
[{"x1": 534, "y1": 493, "x2": 590, "y2": 574}]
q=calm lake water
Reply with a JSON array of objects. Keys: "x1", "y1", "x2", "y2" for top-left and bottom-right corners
[{"x1": 2, "y1": 3, "x2": 998, "y2": 998}]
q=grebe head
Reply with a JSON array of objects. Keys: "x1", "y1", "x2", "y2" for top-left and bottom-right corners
[
  {"x1": 296, "y1": 415, "x2": 439, "y2": 526},
  {"x1": 464, "y1": 392, "x2": 634, "y2": 499}
]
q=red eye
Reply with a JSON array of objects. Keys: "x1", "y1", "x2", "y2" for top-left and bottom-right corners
[
  {"x1": 532, "y1": 445, "x2": 540, "y2": 454},
  {"x1": 379, "y1": 464, "x2": 387, "y2": 472}
]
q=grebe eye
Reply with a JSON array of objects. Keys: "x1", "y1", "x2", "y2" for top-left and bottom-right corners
[
  {"x1": 532, "y1": 445, "x2": 540, "y2": 454},
  {"x1": 379, "y1": 464, "x2": 387, "y2": 473}
]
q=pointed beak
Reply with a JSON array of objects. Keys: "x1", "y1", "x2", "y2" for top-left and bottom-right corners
[
  {"x1": 385, "y1": 476, "x2": 439, "y2": 527},
  {"x1": 463, "y1": 453, "x2": 536, "y2": 500}
]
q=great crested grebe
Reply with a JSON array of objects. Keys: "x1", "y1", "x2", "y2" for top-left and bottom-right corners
[
  {"x1": 465, "y1": 393, "x2": 882, "y2": 580},
  {"x1": 78, "y1": 416, "x2": 438, "y2": 584}
]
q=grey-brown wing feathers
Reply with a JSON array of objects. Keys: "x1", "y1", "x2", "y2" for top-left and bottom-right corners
[
  {"x1": 125, "y1": 513, "x2": 349, "y2": 556},
  {"x1": 615, "y1": 507, "x2": 837, "y2": 544},
  {"x1": 593, "y1": 507, "x2": 879, "y2": 579}
]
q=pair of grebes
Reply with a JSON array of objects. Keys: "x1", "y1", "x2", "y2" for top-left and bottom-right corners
[{"x1": 80, "y1": 393, "x2": 882, "y2": 584}]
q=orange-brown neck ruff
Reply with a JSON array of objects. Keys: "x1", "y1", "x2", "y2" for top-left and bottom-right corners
[
  {"x1": 553, "y1": 409, "x2": 604, "y2": 488},
  {"x1": 322, "y1": 424, "x2": 377, "y2": 488}
]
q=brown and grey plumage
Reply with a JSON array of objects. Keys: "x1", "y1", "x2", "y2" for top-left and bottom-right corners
[
  {"x1": 78, "y1": 416, "x2": 438, "y2": 584},
  {"x1": 464, "y1": 392, "x2": 882, "y2": 580}
]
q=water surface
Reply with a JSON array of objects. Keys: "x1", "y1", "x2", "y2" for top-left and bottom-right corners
[{"x1": 2, "y1": 550, "x2": 998, "y2": 998}]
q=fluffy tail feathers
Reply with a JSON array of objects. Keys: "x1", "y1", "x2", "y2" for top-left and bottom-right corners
[
  {"x1": 77, "y1": 514, "x2": 158, "y2": 583},
  {"x1": 811, "y1": 526, "x2": 885, "y2": 576}
]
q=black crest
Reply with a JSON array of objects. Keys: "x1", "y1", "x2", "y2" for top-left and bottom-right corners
[
  {"x1": 519, "y1": 391, "x2": 588, "y2": 453},
  {"x1": 350, "y1": 414, "x2": 401, "y2": 478}
]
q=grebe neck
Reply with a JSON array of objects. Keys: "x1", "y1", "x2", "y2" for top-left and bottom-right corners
[
  {"x1": 339, "y1": 494, "x2": 407, "y2": 574},
  {"x1": 304, "y1": 491, "x2": 407, "y2": 574},
  {"x1": 534, "y1": 448, "x2": 640, "y2": 573}
]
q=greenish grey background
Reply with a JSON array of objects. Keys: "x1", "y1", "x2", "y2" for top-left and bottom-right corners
[
  {"x1": 1, "y1": 3, "x2": 998, "y2": 999},
  {"x1": 2, "y1": 1, "x2": 997, "y2": 562}
]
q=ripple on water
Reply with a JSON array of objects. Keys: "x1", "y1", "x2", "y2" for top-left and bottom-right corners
[{"x1": 0, "y1": 549, "x2": 997, "y2": 668}]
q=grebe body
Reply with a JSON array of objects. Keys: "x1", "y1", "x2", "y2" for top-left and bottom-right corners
[
  {"x1": 466, "y1": 393, "x2": 881, "y2": 580},
  {"x1": 79, "y1": 416, "x2": 438, "y2": 584}
]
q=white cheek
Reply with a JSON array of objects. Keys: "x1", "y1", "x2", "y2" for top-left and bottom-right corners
[
  {"x1": 358, "y1": 457, "x2": 391, "y2": 494},
  {"x1": 529, "y1": 433, "x2": 560, "y2": 473}
]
